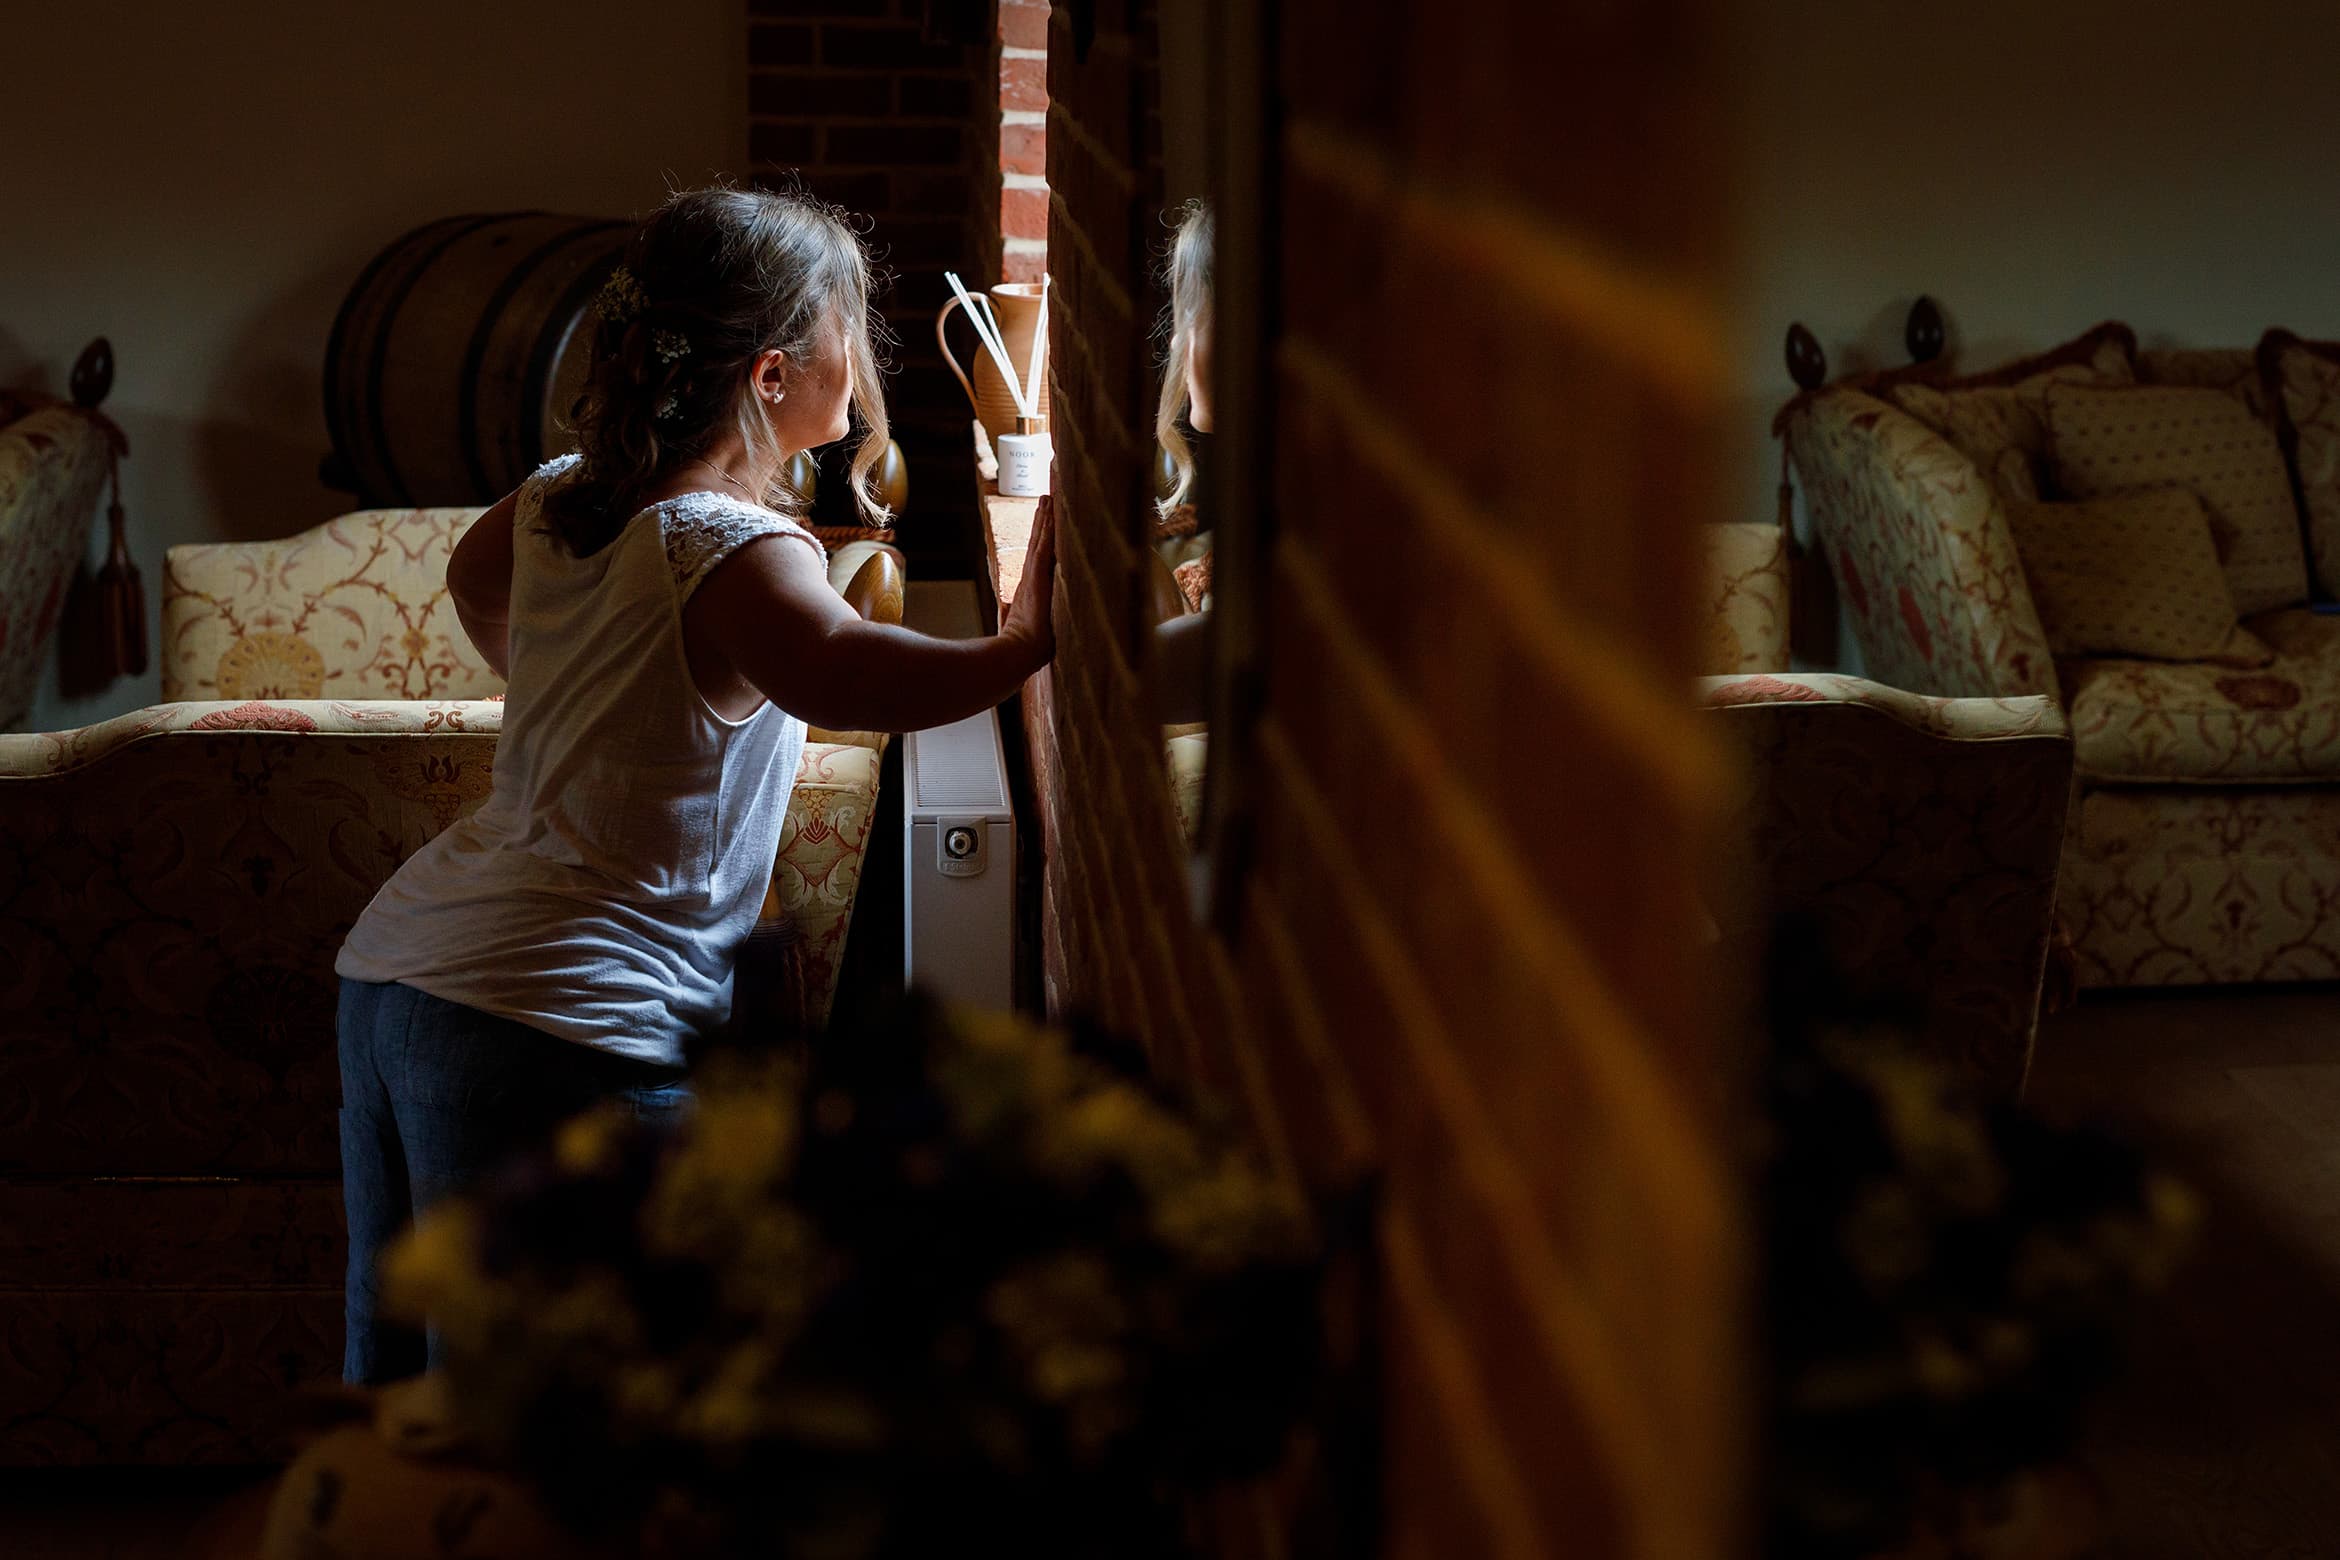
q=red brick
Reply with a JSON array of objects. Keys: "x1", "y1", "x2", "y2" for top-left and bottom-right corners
[
  {"x1": 896, "y1": 74, "x2": 975, "y2": 118},
  {"x1": 825, "y1": 125, "x2": 966, "y2": 167},
  {"x1": 747, "y1": 23, "x2": 815, "y2": 65},
  {"x1": 1001, "y1": 0, "x2": 1052, "y2": 50},
  {"x1": 891, "y1": 170, "x2": 971, "y2": 215},
  {"x1": 1001, "y1": 52, "x2": 1049, "y2": 112},
  {"x1": 795, "y1": 170, "x2": 891, "y2": 215},
  {"x1": 1002, "y1": 246, "x2": 1047, "y2": 284},
  {"x1": 820, "y1": 22, "x2": 968, "y2": 70},
  {"x1": 872, "y1": 217, "x2": 965, "y2": 267},
  {"x1": 1001, "y1": 185, "x2": 1049, "y2": 241},
  {"x1": 747, "y1": 122, "x2": 818, "y2": 165},
  {"x1": 1000, "y1": 122, "x2": 1046, "y2": 177},
  {"x1": 749, "y1": 70, "x2": 891, "y2": 119}
]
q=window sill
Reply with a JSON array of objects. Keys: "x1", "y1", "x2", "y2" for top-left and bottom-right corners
[{"x1": 971, "y1": 421, "x2": 1039, "y2": 614}]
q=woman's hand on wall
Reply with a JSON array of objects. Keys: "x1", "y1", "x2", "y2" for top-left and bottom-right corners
[{"x1": 1001, "y1": 494, "x2": 1057, "y2": 675}]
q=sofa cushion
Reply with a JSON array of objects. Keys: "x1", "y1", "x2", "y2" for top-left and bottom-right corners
[
  {"x1": 2064, "y1": 609, "x2": 2340, "y2": 781},
  {"x1": 164, "y1": 508, "x2": 503, "y2": 702},
  {"x1": 1889, "y1": 329, "x2": 2137, "y2": 505},
  {"x1": 2261, "y1": 331, "x2": 2340, "y2": 599},
  {"x1": 2003, "y1": 488, "x2": 2270, "y2": 666},
  {"x1": 2048, "y1": 382, "x2": 2310, "y2": 615},
  {"x1": 1893, "y1": 364, "x2": 2114, "y2": 505}
]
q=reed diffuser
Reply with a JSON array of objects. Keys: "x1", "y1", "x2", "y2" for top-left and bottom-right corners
[{"x1": 948, "y1": 270, "x2": 1051, "y2": 496}]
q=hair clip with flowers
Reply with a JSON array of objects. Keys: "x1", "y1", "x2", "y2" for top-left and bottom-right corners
[
  {"x1": 653, "y1": 328, "x2": 691, "y2": 363},
  {"x1": 594, "y1": 265, "x2": 648, "y2": 325}
]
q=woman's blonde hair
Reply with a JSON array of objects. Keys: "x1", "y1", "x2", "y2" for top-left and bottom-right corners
[
  {"x1": 1154, "y1": 199, "x2": 1214, "y2": 518},
  {"x1": 546, "y1": 184, "x2": 892, "y2": 554}
]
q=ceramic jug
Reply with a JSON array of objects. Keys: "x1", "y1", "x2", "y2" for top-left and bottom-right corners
[{"x1": 936, "y1": 282, "x2": 1051, "y2": 442}]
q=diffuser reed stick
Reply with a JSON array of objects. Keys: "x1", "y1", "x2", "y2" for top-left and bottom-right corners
[
  {"x1": 944, "y1": 272, "x2": 1035, "y2": 421},
  {"x1": 1020, "y1": 276, "x2": 1050, "y2": 418}
]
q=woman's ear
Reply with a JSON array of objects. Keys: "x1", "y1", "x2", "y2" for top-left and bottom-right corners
[{"x1": 752, "y1": 347, "x2": 791, "y2": 407}]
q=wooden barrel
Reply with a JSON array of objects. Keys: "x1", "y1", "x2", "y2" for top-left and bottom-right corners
[{"x1": 323, "y1": 212, "x2": 629, "y2": 506}]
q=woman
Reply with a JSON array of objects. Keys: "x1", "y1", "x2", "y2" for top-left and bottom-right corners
[
  {"x1": 333, "y1": 185, "x2": 1057, "y2": 1383},
  {"x1": 1152, "y1": 199, "x2": 1212, "y2": 724}
]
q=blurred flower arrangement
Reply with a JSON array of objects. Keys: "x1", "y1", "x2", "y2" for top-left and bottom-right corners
[
  {"x1": 384, "y1": 998, "x2": 1321, "y2": 1559},
  {"x1": 1758, "y1": 936, "x2": 2198, "y2": 1559}
]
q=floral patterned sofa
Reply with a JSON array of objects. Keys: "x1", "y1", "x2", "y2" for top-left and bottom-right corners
[
  {"x1": 0, "y1": 395, "x2": 115, "y2": 729},
  {"x1": 0, "y1": 505, "x2": 896, "y2": 1464},
  {"x1": 1700, "y1": 523, "x2": 2075, "y2": 1095},
  {"x1": 1783, "y1": 329, "x2": 2340, "y2": 988}
]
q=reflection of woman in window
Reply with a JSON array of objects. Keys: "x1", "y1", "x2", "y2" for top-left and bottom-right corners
[{"x1": 1153, "y1": 200, "x2": 1213, "y2": 725}]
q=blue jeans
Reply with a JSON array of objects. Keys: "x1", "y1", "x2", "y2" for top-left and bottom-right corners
[{"x1": 336, "y1": 978, "x2": 690, "y2": 1384}]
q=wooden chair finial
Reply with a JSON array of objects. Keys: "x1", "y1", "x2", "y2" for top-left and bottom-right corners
[
  {"x1": 1785, "y1": 322, "x2": 1826, "y2": 391},
  {"x1": 1906, "y1": 296, "x2": 1946, "y2": 365}
]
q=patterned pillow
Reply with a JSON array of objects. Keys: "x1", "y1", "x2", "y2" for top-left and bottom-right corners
[
  {"x1": 2047, "y1": 382, "x2": 2310, "y2": 615},
  {"x1": 2003, "y1": 488, "x2": 2271, "y2": 666},
  {"x1": 1885, "y1": 324, "x2": 2137, "y2": 505},
  {"x1": 1893, "y1": 364, "x2": 2114, "y2": 505},
  {"x1": 2260, "y1": 331, "x2": 2340, "y2": 598}
]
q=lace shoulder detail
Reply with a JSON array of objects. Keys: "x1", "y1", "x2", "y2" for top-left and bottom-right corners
[
  {"x1": 515, "y1": 452, "x2": 585, "y2": 528},
  {"x1": 657, "y1": 492, "x2": 825, "y2": 604}
]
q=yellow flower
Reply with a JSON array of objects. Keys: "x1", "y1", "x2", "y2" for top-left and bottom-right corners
[
  {"x1": 678, "y1": 1341, "x2": 777, "y2": 1446},
  {"x1": 1043, "y1": 1084, "x2": 1199, "y2": 1189},
  {"x1": 381, "y1": 1203, "x2": 483, "y2": 1324},
  {"x1": 555, "y1": 1109, "x2": 622, "y2": 1173},
  {"x1": 1912, "y1": 1332, "x2": 1975, "y2": 1399},
  {"x1": 1152, "y1": 1160, "x2": 1304, "y2": 1271}
]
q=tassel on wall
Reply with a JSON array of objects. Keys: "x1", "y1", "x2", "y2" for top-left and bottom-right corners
[
  {"x1": 1779, "y1": 429, "x2": 1838, "y2": 667},
  {"x1": 96, "y1": 463, "x2": 145, "y2": 678},
  {"x1": 1778, "y1": 322, "x2": 1840, "y2": 668},
  {"x1": 69, "y1": 337, "x2": 143, "y2": 682}
]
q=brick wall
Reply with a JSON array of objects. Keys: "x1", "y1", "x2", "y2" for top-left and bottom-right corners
[
  {"x1": 998, "y1": 0, "x2": 1050, "y2": 281},
  {"x1": 1027, "y1": 0, "x2": 1745, "y2": 1552},
  {"x1": 747, "y1": 0, "x2": 994, "y2": 567}
]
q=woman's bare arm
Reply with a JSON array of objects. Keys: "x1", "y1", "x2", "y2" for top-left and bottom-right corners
[
  {"x1": 696, "y1": 500, "x2": 1056, "y2": 732},
  {"x1": 447, "y1": 490, "x2": 520, "y2": 679}
]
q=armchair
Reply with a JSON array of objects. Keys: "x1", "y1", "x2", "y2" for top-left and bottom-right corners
[
  {"x1": 0, "y1": 504, "x2": 900, "y2": 1463},
  {"x1": 1700, "y1": 523, "x2": 2074, "y2": 1095}
]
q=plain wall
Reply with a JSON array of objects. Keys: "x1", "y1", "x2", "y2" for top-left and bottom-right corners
[
  {"x1": 1729, "y1": 0, "x2": 2340, "y2": 666},
  {"x1": 4, "y1": 0, "x2": 745, "y2": 730}
]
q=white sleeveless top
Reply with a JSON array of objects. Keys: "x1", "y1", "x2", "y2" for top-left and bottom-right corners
[{"x1": 336, "y1": 455, "x2": 822, "y2": 1067}]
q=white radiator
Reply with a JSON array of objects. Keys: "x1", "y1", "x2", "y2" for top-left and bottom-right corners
[{"x1": 899, "y1": 583, "x2": 1017, "y2": 1009}]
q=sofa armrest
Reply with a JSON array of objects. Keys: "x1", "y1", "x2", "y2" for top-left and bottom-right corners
[
  {"x1": 1701, "y1": 670, "x2": 2073, "y2": 1096},
  {"x1": 0, "y1": 698, "x2": 506, "y2": 780},
  {"x1": 1700, "y1": 672, "x2": 2068, "y2": 743},
  {"x1": 1783, "y1": 389, "x2": 2055, "y2": 702},
  {"x1": 761, "y1": 741, "x2": 883, "y2": 1026}
]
